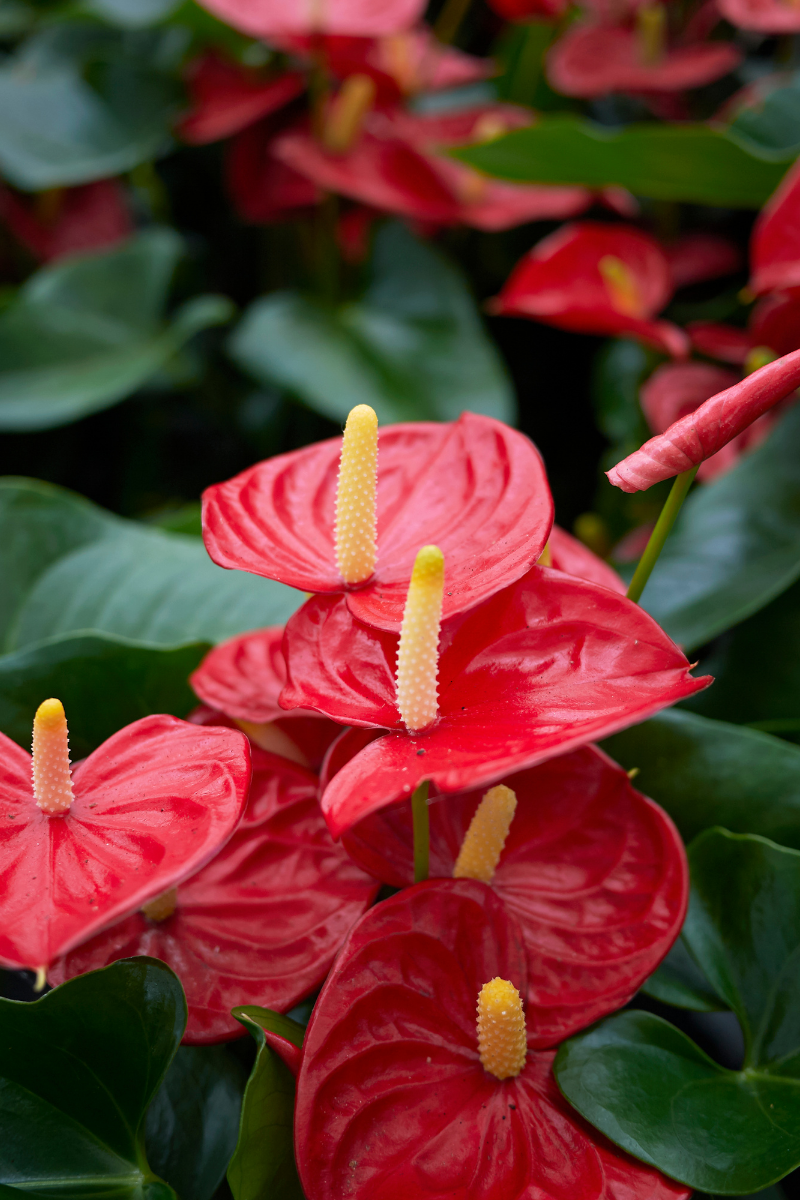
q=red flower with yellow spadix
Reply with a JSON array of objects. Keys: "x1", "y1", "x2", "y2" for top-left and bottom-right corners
[
  {"x1": 341, "y1": 744, "x2": 687, "y2": 1046},
  {"x1": 49, "y1": 747, "x2": 378, "y2": 1042},
  {"x1": 280, "y1": 544, "x2": 710, "y2": 837},
  {"x1": 490, "y1": 221, "x2": 689, "y2": 359},
  {"x1": 0, "y1": 701, "x2": 250, "y2": 975},
  {"x1": 292, "y1": 881, "x2": 690, "y2": 1200},
  {"x1": 202, "y1": 406, "x2": 553, "y2": 633}
]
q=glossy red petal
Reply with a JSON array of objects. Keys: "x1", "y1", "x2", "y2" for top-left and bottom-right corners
[
  {"x1": 750, "y1": 159, "x2": 800, "y2": 296},
  {"x1": 309, "y1": 29, "x2": 494, "y2": 100},
  {"x1": 0, "y1": 717, "x2": 250, "y2": 970},
  {"x1": 177, "y1": 55, "x2": 306, "y2": 144},
  {"x1": 226, "y1": 120, "x2": 320, "y2": 224},
  {"x1": 296, "y1": 881, "x2": 690, "y2": 1200},
  {"x1": 203, "y1": 413, "x2": 553, "y2": 631},
  {"x1": 548, "y1": 524, "x2": 625, "y2": 594},
  {"x1": 546, "y1": 24, "x2": 740, "y2": 97},
  {"x1": 749, "y1": 291, "x2": 800, "y2": 357},
  {"x1": 687, "y1": 321, "x2": 751, "y2": 364},
  {"x1": 0, "y1": 180, "x2": 132, "y2": 263},
  {"x1": 664, "y1": 232, "x2": 742, "y2": 291},
  {"x1": 488, "y1": 0, "x2": 570, "y2": 18},
  {"x1": 191, "y1": 626, "x2": 288, "y2": 722},
  {"x1": 284, "y1": 568, "x2": 709, "y2": 834},
  {"x1": 426, "y1": 158, "x2": 592, "y2": 232},
  {"x1": 607, "y1": 347, "x2": 800, "y2": 491},
  {"x1": 49, "y1": 752, "x2": 378, "y2": 1042},
  {"x1": 342, "y1": 745, "x2": 687, "y2": 1046},
  {"x1": 719, "y1": 0, "x2": 800, "y2": 30},
  {"x1": 492, "y1": 221, "x2": 688, "y2": 358},
  {"x1": 196, "y1": 0, "x2": 426, "y2": 37}
]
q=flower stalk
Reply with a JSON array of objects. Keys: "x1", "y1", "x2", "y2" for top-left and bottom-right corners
[{"x1": 626, "y1": 465, "x2": 698, "y2": 604}]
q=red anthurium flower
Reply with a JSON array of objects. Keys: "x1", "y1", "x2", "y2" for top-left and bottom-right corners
[
  {"x1": 718, "y1": 0, "x2": 800, "y2": 31},
  {"x1": 227, "y1": 118, "x2": 321, "y2": 224},
  {"x1": 690, "y1": 294, "x2": 800, "y2": 366},
  {"x1": 280, "y1": 564, "x2": 709, "y2": 837},
  {"x1": 196, "y1": 0, "x2": 426, "y2": 38},
  {"x1": 548, "y1": 524, "x2": 625, "y2": 594},
  {"x1": 294, "y1": 880, "x2": 690, "y2": 1200},
  {"x1": 491, "y1": 221, "x2": 689, "y2": 358},
  {"x1": 489, "y1": 0, "x2": 569, "y2": 18},
  {"x1": 0, "y1": 704, "x2": 250, "y2": 971},
  {"x1": 664, "y1": 231, "x2": 742, "y2": 291},
  {"x1": 608, "y1": 348, "x2": 800, "y2": 491},
  {"x1": 751, "y1": 159, "x2": 800, "y2": 297},
  {"x1": 49, "y1": 747, "x2": 379, "y2": 1042},
  {"x1": 0, "y1": 180, "x2": 132, "y2": 263},
  {"x1": 341, "y1": 744, "x2": 687, "y2": 1045},
  {"x1": 176, "y1": 52, "x2": 306, "y2": 145},
  {"x1": 202, "y1": 410, "x2": 553, "y2": 633},
  {"x1": 190, "y1": 626, "x2": 341, "y2": 770}
]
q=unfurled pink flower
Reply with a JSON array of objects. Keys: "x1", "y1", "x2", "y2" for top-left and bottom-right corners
[
  {"x1": 608, "y1": 348, "x2": 800, "y2": 491},
  {"x1": 718, "y1": 0, "x2": 800, "y2": 31},
  {"x1": 0, "y1": 180, "x2": 132, "y2": 263},
  {"x1": 176, "y1": 53, "x2": 306, "y2": 145},
  {"x1": 491, "y1": 221, "x2": 689, "y2": 358},
  {"x1": 196, "y1": 0, "x2": 426, "y2": 38},
  {"x1": 750, "y1": 159, "x2": 800, "y2": 297}
]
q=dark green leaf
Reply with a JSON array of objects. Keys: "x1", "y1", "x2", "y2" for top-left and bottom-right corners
[
  {"x1": 592, "y1": 339, "x2": 653, "y2": 459},
  {"x1": 453, "y1": 116, "x2": 790, "y2": 207},
  {"x1": 0, "y1": 632, "x2": 208, "y2": 757},
  {"x1": 0, "y1": 230, "x2": 232, "y2": 431},
  {"x1": 146, "y1": 1046, "x2": 247, "y2": 1200},
  {"x1": 729, "y1": 72, "x2": 800, "y2": 155},
  {"x1": 555, "y1": 831, "x2": 800, "y2": 1193},
  {"x1": 228, "y1": 1007, "x2": 306, "y2": 1200},
  {"x1": 632, "y1": 403, "x2": 800, "y2": 651},
  {"x1": 0, "y1": 477, "x2": 301, "y2": 652},
  {"x1": 641, "y1": 936, "x2": 727, "y2": 1012},
  {"x1": 602, "y1": 709, "x2": 800, "y2": 850},
  {"x1": 0, "y1": 958, "x2": 186, "y2": 1200},
  {"x1": 230, "y1": 222, "x2": 515, "y2": 425},
  {"x1": 84, "y1": 0, "x2": 181, "y2": 27}
]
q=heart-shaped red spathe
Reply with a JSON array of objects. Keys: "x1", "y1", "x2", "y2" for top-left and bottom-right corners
[
  {"x1": 295, "y1": 880, "x2": 690, "y2": 1200},
  {"x1": 49, "y1": 746, "x2": 379, "y2": 1042},
  {"x1": 750, "y1": 159, "x2": 800, "y2": 296},
  {"x1": 341, "y1": 744, "x2": 687, "y2": 1047},
  {"x1": 196, "y1": 0, "x2": 426, "y2": 38},
  {"x1": 202, "y1": 413, "x2": 553, "y2": 633},
  {"x1": 0, "y1": 715, "x2": 251, "y2": 970},
  {"x1": 177, "y1": 53, "x2": 306, "y2": 145},
  {"x1": 548, "y1": 524, "x2": 625, "y2": 594},
  {"x1": 281, "y1": 565, "x2": 711, "y2": 836}
]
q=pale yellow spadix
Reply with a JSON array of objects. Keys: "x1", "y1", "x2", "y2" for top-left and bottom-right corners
[
  {"x1": 599, "y1": 255, "x2": 645, "y2": 319},
  {"x1": 334, "y1": 404, "x2": 378, "y2": 585},
  {"x1": 477, "y1": 978, "x2": 527, "y2": 1080},
  {"x1": 31, "y1": 698, "x2": 74, "y2": 816},
  {"x1": 323, "y1": 74, "x2": 377, "y2": 154},
  {"x1": 142, "y1": 888, "x2": 178, "y2": 922},
  {"x1": 395, "y1": 545, "x2": 444, "y2": 732},
  {"x1": 453, "y1": 785, "x2": 518, "y2": 883}
]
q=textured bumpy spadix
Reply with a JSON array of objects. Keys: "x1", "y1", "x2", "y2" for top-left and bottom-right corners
[
  {"x1": 453, "y1": 785, "x2": 517, "y2": 883},
  {"x1": 477, "y1": 977, "x2": 527, "y2": 1081},
  {"x1": 31, "y1": 698, "x2": 74, "y2": 815},
  {"x1": 395, "y1": 545, "x2": 444, "y2": 732},
  {"x1": 599, "y1": 255, "x2": 644, "y2": 318},
  {"x1": 334, "y1": 405, "x2": 378, "y2": 585},
  {"x1": 141, "y1": 888, "x2": 177, "y2": 922}
]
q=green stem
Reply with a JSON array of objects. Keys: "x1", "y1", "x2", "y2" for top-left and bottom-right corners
[
  {"x1": 626, "y1": 465, "x2": 698, "y2": 604},
  {"x1": 434, "y1": 0, "x2": 472, "y2": 43},
  {"x1": 411, "y1": 780, "x2": 430, "y2": 884}
]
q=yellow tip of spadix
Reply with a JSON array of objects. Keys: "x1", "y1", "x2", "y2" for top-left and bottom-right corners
[
  {"x1": 395, "y1": 545, "x2": 445, "y2": 733},
  {"x1": 335, "y1": 405, "x2": 378, "y2": 586},
  {"x1": 454, "y1": 785, "x2": 517, "y2": 883},
  {"x1": 32, "y1": 698, "x2": 73, "y2": 816},
  {"x1": 477, "y1": 978, "x2": 527, "y2": 1081},
  {"x1": 599, "y1": 255, "x2": 645, "y2": 319}
]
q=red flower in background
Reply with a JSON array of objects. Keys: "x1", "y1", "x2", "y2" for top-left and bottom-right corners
[
  {"x1": 489, "y1": 0, "x2": 569, "y2": 19},
  {"x1": 341, "y1": 744, "x2": 687, "y2": 1045},
  {"x1": 750, "y1": 159, "x2": 800, "y2": 296},
  {"x1": 196, "y1": 0, "x2": 426, "y2": 38},
  {"x1": 718, "y1": 0, "x2": 800, "y2": 31},
  {"x1": 293, "y1": 881, "x2": 690, "y2": 1200},
  {"x1": 0, "y1": 714, "x2": 250, "y2": 970},
  {"x1": 50, "y1": 748, "x2": 378, "y2": 1042},
  {"x1": 0, "y1": 180, "x2": 132, "y2": 263},
  {"x1": 663, "y1": 231, "x2": 742, "y2": 291},
  {"x1": 491, "y1": 221, "x2": 689, "y2": 358},
  {"x1": 203, "y1": 413, "x2": 553, "y2": 633},
  {"x1": 548, "y1": 523, "x2": 625, "y2": 593},
  {"x1": 176, "y1": 53, "x2": 306, "y2": 145},
  {"x1": 281, "y1": 566, "x2": 709, "y2": 836},
  {"x1": 227, "y1": 117, "x2": 321, "y2": 224},
  {"x1": 690, "y1": 293, "x2": 800, "y2": 366}
]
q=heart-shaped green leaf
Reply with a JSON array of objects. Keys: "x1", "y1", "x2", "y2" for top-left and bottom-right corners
[
  {"x1": 452, "y1": 116, "x2": 790, "y2": 207},
  {"x1": 555, "y1": 830, "x2": 800, "y2": 1194},
  {"x1": 602, "y1": 709, "x2": 800, "y2": 850},
  {"x1": 228, "y1": 1007, "x2": 306, "y2": 1200},
  {"x1": 0, "y1": 957, "x2": 185, "y2": 1200},
  {"x1": 641, "y1": 936, "x2": 727, "y2": 1012},
  {"x1": 230, "y1": 222, "x2": 515, "y2": 426},
  {"x1": 145, "y1": 1046, "x2": 247, "y2": 1200},
  {"x1": 0, "y1": 230, "x2": 232, "y2": 431},
  {"x1": 729, "y1": 71, "x2": 800, "y2": 156}
]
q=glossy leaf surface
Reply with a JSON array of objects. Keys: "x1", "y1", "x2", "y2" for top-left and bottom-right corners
[
  {"x1": 343, "y1": 744, "x2": 687, "y2": 1046},
  {"x1": 0, "y1": 477, "x2": 300, "y2": 651},
  {"x1": 284, "y1": 567, "x2": 709, "y2": 835},
  {"x1": 1, "y1": 715, "x2": 250, "y2": 969},
  {"x1": 453, "y1": 117, "x2": 790, "y2": 208},
  {"x1": 228, "y1": 1007, "x2": 305, "y2": 1200},
  {"x1": 145, "y1": 1045, "x2": 247, "y2": 1200},
  {"x1": 641, "y1": 935, "x2": 727, "y2": 1012},
  {"x1": 0, "y1": 958, "x2": 185, "y2": 1199},
  {"x1": 50, "y1": 749, "x2": 378, "y2": 1040},
  {"x1": 229, "y1": 221, "x2": 515, "y2": 426},
  {"x1": 555, "y1": 830, "x2": 800, "y2": 1193},
  {"x1": 203, "y1": 411, "x2": 551, "y2": 632},
  {"x1": 0, "y1": 230, "x2": 231, "y2": 431},
  {"x1": 295, "y1": 880, "x2": 688, "y2": 1200}
]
